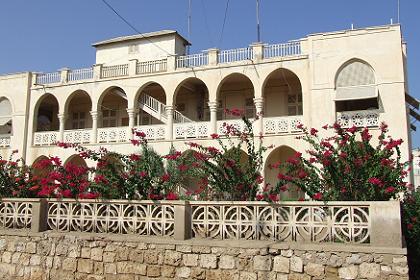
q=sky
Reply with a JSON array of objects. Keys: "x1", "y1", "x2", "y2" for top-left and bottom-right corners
[{"x1": 0, "y1": 0, "x2": 419, "y2": 146}]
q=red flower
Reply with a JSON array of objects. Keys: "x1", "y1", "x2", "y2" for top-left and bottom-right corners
[
  {"x1": 178, "y1": 164, "x2": 188, "y2": 172},
  {"x1": 210, "y1": 133, "x2": 220, "y2": 139},
  {"x1": 268, "y1": 194, "x2": 279, "y2": 202},
  {"x1": 134, "y1": 131, "x2": 146, "y2": 138},
  {"x1": 346, "y1": 126, "x2": 357, "y2": 134},
  {"x1": 380, "y1": 122, "x2": 388, "y2": 132},
  {"x1": 139, "y1": 171, "x2": 147, "y2": 178},
  {"x1": 385, "y1": 186, "x2": 395, "y2": 194},
  {"x1": 29, "y1": 185, "x2": 39, "y2": 191},
  {"x1": 287, "y1": 157, "x2": 299, "y2": 165},
  {"x1": 313, "y1": 193, "x2": 323, "y2": 200},
  {"x1": 339, "y1": 152, "x2": 347, "y2": 159},
  {"x1": 323, "y1": 150, "x2": 333, "y2": 158},
  {"x1": 129, "y1": 154, "x2": 141, "y2": 161},
  {"x1": 130, "y1": 139, "x2": 140, "y2": 146},
  {"x1": 407, "y1": 223, "x2": 414, "y2": 230},
  {"x1": 166, "y1": 192, "x2": 179, "y2": 200},
  {"x1": 161, "y1": 173, "x2": 170, "y2": 182},
  {"x1": 79, "y1": 192, "x2": 99, "y2": 199},
  {"x1": 333, "y1": 122, "x2": 341, "y2": 130},
  {"x1": 280, "y1": 185, "x2": 288, "y2": 192},
  {"x1": 361, "y1": 128, "x2": 372, "y2": 142},
  {"x1": 411, "y1": 217, "x2": 417, "y2": 223},
  {"x1": 297, "y1": 170, "x2": 307, "y2": 179},
  {"x1": 322, "y1": 124, "x2": 328, "y2": 130},
  {"x1": 368, "y1": 177, "x2": 383, "y2": 186},
  {"x1": 297, "y1": 123, "x2": 304, "y2": 129},
  {"x1": 164, "y1": 151, "x2": 182, "y2": 160},
  {"x1": 61, "y1": 189, "x2": 73, "y2": 198},
  {"x1": 310, "y1": 128, "x2": 318, "y2": 136},
  {"x1": 256, "y1": 194, "x2": 264, "y2": 201}
]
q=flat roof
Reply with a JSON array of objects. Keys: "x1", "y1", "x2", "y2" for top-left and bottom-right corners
[{"x1": 92, "y1": 30, "x2": 191, "y2": 47}]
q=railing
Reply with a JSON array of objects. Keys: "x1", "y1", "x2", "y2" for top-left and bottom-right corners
[
  {"x1": 140, "y1": 94, "x2": 166, "y2": 117},
  {"x1": 217, "y1": 119, "x2": 250, "y2": 135},
  {"x1": 0, "y1": 199, "x2": 402, "y2": 248},
  {"x1": 174, "y1": 122, "x2": 209, "y2": 139},
  {"x1": 63, "y1": 129, "x2": 92, "y2": 144},
  {"x1": 336, "y1": 110, "x2": 380, "y2": 128},
  {"x1": 263, "y1": 116, "x2": 303, "y2": 135},
  {"x1": 136, "y1": 59, "x2": 167, "y2": 74},
  {"x1": 218, "y1": 47, "x2": 253, "y2": 64},
  {"x1": 101, "y1": 64, "x2": 129, "y2": 78},
  {"x1": 68, "y1": 67, "x2": 94, "y2": 81},
  {"x1": 35, "y1": 72, "x2": 61, "y2": 84},
  {"x1": 0, "y1": 135, "x2": 11, "y2": 147},
  {"x1": 134, "y1": 125, "x2": 166, "y2": 141},
  {"x1": 47, "y1": 199, "x2": 175, "y2": 236},
  {"x1": 176, "y1": 53, "x2": 209, "y2": 68},
  {"x1": 264, "y1": 41, "x2": 302, "y2": 58},
  {"x1": 173, "y1": 110, "x2": 193, "y2": 123},
  {"x1": 97, "y1": 127, "x2": 129, "y2": 143},
  {"x1": 33, "y1": 131, "x2": 59, "y2": 146}
]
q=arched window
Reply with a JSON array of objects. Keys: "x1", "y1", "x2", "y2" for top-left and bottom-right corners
[
  {"x1": 335, "y1": 60, "x2": 378, "y2": 112},
  {"x1": 0, "y1": 98, "x2": 12, "y2": 135}
]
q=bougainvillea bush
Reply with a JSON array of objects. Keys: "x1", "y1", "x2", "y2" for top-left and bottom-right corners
[{"x1": 266, "y1": 122, "x2": 410, "y2": 201}]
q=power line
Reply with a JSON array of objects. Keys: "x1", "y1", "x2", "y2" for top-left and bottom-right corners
[
  {"x1": 200, "y1": 0, "x2": 214, "y2": 46},
  {"x1": 99, "y1": 0, "x2": 172, "y2": 56},
  {"x1": 218, "y1": 0, "x2": 230, "y2": 48}
]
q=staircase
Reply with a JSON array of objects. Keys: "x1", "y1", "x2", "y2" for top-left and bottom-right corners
[{"x1": 112, "y1": 89, "x2": 192, "y2": 124}]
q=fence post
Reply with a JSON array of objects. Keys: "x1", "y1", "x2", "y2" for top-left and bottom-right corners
[
  {"x1": 174, "y1": 201, "x2": 191, "y2": 240},
  {"x1": 370, "y1": 201, "x2": 403, "y2": 248},
  {"x1": 59, "y1": 68, "x2": 69, "y2": 83},
  {"x1": 31, "y1": 199, "x2": 48, "y2": 232},
  {"x1": 250, "y1": 42, "x2": 264, "y2": 61},
  {"x1": 93, "y1": 64, "x2": 103, "y2": 80},
  {"x1": 206, "y1": 48, "x2": 219, "y2": 66},
  {"x1": 129, "y1": 59, "x2": 138, "y2": 76}
]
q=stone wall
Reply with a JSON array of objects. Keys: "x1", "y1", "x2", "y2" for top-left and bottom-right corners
[{"x1": 0, "y1": 230, "x2": 409, "y2": 280}]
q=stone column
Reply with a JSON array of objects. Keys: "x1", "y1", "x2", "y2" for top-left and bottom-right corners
[
  {"x1": 208, "y1": 101, "x2": 218, "y2": 135},
  {"x1": 165, "y1": 105, "x2": 174, "y2": 140},
  {"x1": 58, "y1": 113, "x2": 67, "y2": 142},
  {"x1": 127, "y1": 108, "x2": 137, "y2": 136},
  {"x1": 253, "y1": 97, "x2": 264, "y2": 136},
  {"x1": 90, "y1": 111, "x2": 100, "y2": 144}
]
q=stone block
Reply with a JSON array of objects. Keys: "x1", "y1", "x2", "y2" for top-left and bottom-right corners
[
  {"x1": 206, "y1": 270, "x2": 222, "y2": 280},
  {"x1": 254, "y1": 255, "x2": 272, "y2": 271},
  {"x1": 304, "y1": 262, "x2": 324, "y2": 277},
  {"x1": 161, "y1": 265, "x2": 176, "y2": 277},
  {"x1": 221, "y1": 270, "x2": 239, "y2": 280},
  {"x1": 0, "y1": 263, "x2": 16, "y2": 276},
  {"x1": 290, "y1": 256, "x2": 303, "y2": 273},
  {"x1": 116, "y1": 261, "x2": 146, "y2": 275},
  {"x1": 338, "y1": 265, "x2": 358, "y2": 280},
  {"x1": 94, "y1": 262, "x2": 103, "y2": 275},
  {"x1": 192, "y1": 245, "x2": 211, "y2": 253},
  {"x1": 239, "y1": 271, "x2": 257, "y2": 280},
  {"x1": 91, "y1": 248, "x2": 103, "y2": 261},
  {"x1": 176, "y1": 245, "x2": 192, "y2": 253},
  {"x1": 359, "y1": 263, "x2": 380, "y2": 278},
  {"x1": 200, "y1": 254, "x2": 217, "y2": 269},
  {"x1": 55, "y1": 243, "x2": 68, "y2": 256},
  {"x1": 1, "y1": 251, "x2": 12, "y2": 263},
  {"x1": 103, "y1": 252, "x2": 116, "y2": 263},
  {"x1": 25, "y1": 242, "x2": 37, "y2": 254},
  {"x1": 143, "y1": 250, "x2": 159, "y2": 264},
  {"x1": 81, "y1": 247, "x2": 91, "y2": 258},
  {"x1": 128, "y1": 250, "x2": 143, "y2": 262},
  {"x1": 164, "y1": 250, "x2": 182, "y2": 266},
  {"x1": 393, "y1": 256, "x2": 407, "y2": 264},
  {"x1": 62, "y1": 257, "x2": 77, "y2": 272},
  {"x1": 394, "y1": 265, "x2": 409, "y2": 275},
  {"x1": 219, "y1": 255, "x2": 235, "y2": 269},
  {"x1": 281, "y1": 249, "x2": 293, "y2": 257},
  {"x1": 258, "y1": 271, "x2": 278, "y2": 280},
  {"x1": 191, "y1": 267, "x2": 206, "y2": 279},
  {"x1": 146, "y1": 265, "x2": 161, "y2": 277},
  {"x1": 78, "y1": 259, "x2": 93, "y2": 273},
  {"x1": 289, "y1": 273, "x2": 311, "y2": 280},
  {"x1": 183, "y1": 253, "x2": 198, "y2": 267},
  {"x1": 30, "y1": 255, "x2": 41, "y2": 266},
  {"x1": 273, "y1": 256, "x2": 289, "y2": 273},
  {"x1": 176, "y1": 267, "x2": 191, "y2": 278},
  {"x1": 104, "y1": 263, "x2": 116, "y2": 274}
]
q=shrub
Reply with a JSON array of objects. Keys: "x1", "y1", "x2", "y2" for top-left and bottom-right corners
[{"x1": 266, "y1": 122, "x2": 410, "y2": 201}]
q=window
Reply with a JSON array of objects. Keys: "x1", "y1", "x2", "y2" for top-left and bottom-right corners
[
  {"x1": 287, "y1": 92, "x2": 303, "y2": 116},
  {"x1": 128, "y1": 44, "x2": 139, "y2": 54},
  {"x1": 72, "y1": 112, "x2": 86, "y2": 129},
  {"x1": 102, "y1": 110, "x2": 117, "y2": 127}
]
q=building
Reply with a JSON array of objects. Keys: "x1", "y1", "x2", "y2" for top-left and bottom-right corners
[
  {"x1": 413, "y1": 148, "x2": 420, "y2": 189},
  {"x1": 0, "y1": 24, "x2": 416, "y2": 198}
]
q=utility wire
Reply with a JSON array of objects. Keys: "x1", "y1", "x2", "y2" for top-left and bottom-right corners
[
  {"x1": 200, "y1": 0, "x2": 214, "y2": 46},
  {"x1": 218, "y1": 0, "x2": 230, "y2": 48},
  {"x1": 100, "y1": 0, "x2": 173, "y2": 56}
]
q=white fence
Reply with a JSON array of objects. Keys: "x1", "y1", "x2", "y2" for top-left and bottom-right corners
[
  {"x1": 263, "y1": 116, "x2": 303, "y2": 135},
  {"x1": 136, "y1": 59, "x2": 167, "y2": 74},
  {"x1": 176, "y1": 53, "x2": 209, "y2": 68},
  {"x1": 264, "y1": 41, "x2": 302, "y2": 58},
  {"x1": 133, "y1": 125, "x2": 166, "y2": 141},
  {"x1": 33, "y1": 131, "x2": 59, "y2": 146},
  {"x1": 218, "y1": 47, "x2": 253, "y2": 64},
  {"x1": 337, "y1": 110, "x2": 380, "y2": 128},
  {"x1": 35, "y1": 72, "x2": 61, "y2": 84},
  {"x1": 68, "y1": 67, "x2": 94, "y2": 81},
  {"x1": 0, "y1": 135, "x2": 11, "y2": 147},
  {"x1": 0, "y1": 199, "x2": 33, "y2": 230},
  {"x1": 174, "y1": 122, "x2": 210, "y2": 139},
  {"x1": 97, "y1": 127, "x2": 130, "y2": 143},
  {"x1": 101, "y1": 64, "x2": 129, "y2": 78},
  {"x1": 63, "y1": 129, "x2": 92, "y2": 144}
]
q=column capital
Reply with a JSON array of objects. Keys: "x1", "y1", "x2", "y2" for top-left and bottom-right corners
[
  {"x1": 207, "y1": 101, "x2": 218, "y2": 111},
  {"x1": 126, "y1": 108, "x2": 138, "y2": 115},
  {"x1": 165, "y1": 105, "x2": 174, "y2": 112},
  {"x1": 57, "y1": 113, "x2": 67, "y2": 120},
  {"x1": 90, "y1": 110, "x2": 101, "y2": 119},
  {"x1": 253, "y1": 97, "x2": 264, "y2": 106}
]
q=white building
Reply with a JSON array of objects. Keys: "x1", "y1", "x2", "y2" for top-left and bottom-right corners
[{"x1": 0, "y1": 25, "x2": 417, "y2": 198}]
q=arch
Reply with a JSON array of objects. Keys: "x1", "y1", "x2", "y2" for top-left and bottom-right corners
[
  {"x1": 263, "y1": 68, "x2": 303, "y2": 117},
  {"x1": 173, "y1": 78, "x2": 209, "y2": 122},
  {"x1": 64, "y1": 90, "x2": 93, "y2": 130},
  {"x1": 97, "y1": 86, "x2": 128, "y2": 128},
  {"x1": 216, "y1": 73, "x2": 255, "y2": 120},
  {"x1": 135, "y1": 82, "x2": 167, "y2": 125},
  {"x1": 264, "y1": 146, "x2": 304, "y2": 200},
  {"x1": 34, "y1": 93, "x2": 60, "y2": 132},
  {"x1": 64, "y1": 154, "x2": 88, "y2": 167},
  {"x1": 335, "y1": 59, "x2": 375, "y2": 88},
  {"x1": 0, "y1": 97, "x2": 13, "y2": 135},
  {"x1": 32, "y1": 155, "x2": 51, "y2": 178}
]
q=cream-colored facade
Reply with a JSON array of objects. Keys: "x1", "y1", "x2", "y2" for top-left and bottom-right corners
[{"x1": 0, "y1": 25, "x2": 415, "y2": 196}]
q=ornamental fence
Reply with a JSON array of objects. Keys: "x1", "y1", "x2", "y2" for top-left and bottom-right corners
[{"x1": 0, "y1": 199, "x2": 402, "y2": 248}]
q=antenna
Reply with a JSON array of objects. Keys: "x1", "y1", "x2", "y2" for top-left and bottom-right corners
[
  {"x1": 397, "y1": 0, "x2": 400, "y2": 23},
  {"x1": 187, "y1": 0, "x2": 192, "y2": 54},
  {"x1": 256, "y1": 0, "x2": 261, "y2": 42}
]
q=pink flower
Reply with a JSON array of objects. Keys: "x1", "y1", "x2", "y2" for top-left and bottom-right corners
[
  {"x1": 130, "y1": 139, "x2": 140, "y2": 146},
  {"x1": 339, "y1": 152, "x2": 347, "y2": 159},
  {"x1": 313, "y1": 193, "x2": 323, "y2": 200},
  {"x1": 134, "y1": 131, "x2": 146, "y2": 138},
  {"x1": 166, "y1": 192, "x2": 179, "y2": 200},
  {"x1": 368, "y1": 177, "x2": 383, "y2": 186},
  {"x1": 297, "y1": 123, "x2": 304, "y2": 129},
  {"x1": 346, "y1": 126, "x2": 357, "y2": 134},
  {"x1": 322, "y1": 124, "x2": 328, "y2": 130},
  {"x1": 323, "y1": 150, "x2": 333, "y2": 158},
  {"x1": 361, "y1": 128, "x2": 372, "y2": 142},
  {"x1": 333, "y1": 122, "x2": 341, "y2": 130},
  {"x1": 210, "y1": 133, "x2": 219, "y2": 139},
  {"x1": 310, "y1": 128, "x2": 318, "y2": 136},
  {"x1": 268, "y1": 194, "x2": 279, "y2": 202},
  {"x1": 385, "y1": 186, "x2": 395, "y2": 194},
  {"x1": 61, "y1": 189, "x2": 73, "y2": 198}
]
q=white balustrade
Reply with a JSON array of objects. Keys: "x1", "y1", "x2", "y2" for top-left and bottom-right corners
[
  {"x1": 263, "y1": 41, "x2": 302, "y2": 58},
  {"x1": 68, "y1": 67, "x2": 94, "y2": 81},
  {"x1": 134, "y1": 125, "x2": 166, "y2": 141},
  {"x1": 136, "y1": 59, "x2": 167, "y2": 74},
  {"x1": 63, "y1": 129, "x2": 92, "y2": 144},
  {"x1": 263, "y1": 116, "x2": 303, "y2": 135},
  {"x1": 33, "y1": 131, "x2": 59, "y2": 146},
  {"x1": 0, "y1": 199, "x2": 33, "y2": 230},
  {"x1": 0, "y1": 135, "x2": 11, "y2": 147},
  {"x1": 101, "y1": 64, "x2": 129, "y2": 78},
  {"x1": 176, "y1": 53, "x2": 209, "y2": 68},
  {"x1": 35, "y1": 72, "x2": 61, "y2": 84},
  {"x1": 190, "y1": 201, "x2": 371, "y2": 243},
  {"x1": 174, "y1": 122, "x2": 210, "y2": 139},
  {"x1": 337, "y1": 110, "x2": 380, "y2": 128},
  {"x1": 217, "y1": 119, "x2": 250, "y2": 135},
  {"x1": 97, "y1": 127, "x2": 129, "y2": 143},
  {"x1": 218, "y1": 47, "x2": 253, "y2": 64}
]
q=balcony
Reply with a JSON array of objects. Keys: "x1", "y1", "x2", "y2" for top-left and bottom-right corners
[
  {"x1": 336, "y1": 110, "x2": 380, "y2": 128},
  {"x1": 33, "y1": 40, "x2": 304, "y2": 86},
  {"x1": 0, "y1": 135, "x2": 11, "y2": 148}
]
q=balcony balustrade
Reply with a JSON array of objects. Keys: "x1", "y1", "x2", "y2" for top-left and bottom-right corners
[
  {"x1": 0, "y1": 135, "x2": 11, "y2": 147},
  {"x1": 63, "y1": 129, "x2": 92, "y2": 144},
  {"x1": 174, "y1": 122, "x2": 210, "y2": 139},
  {"x1": 336, "y1": 110, "x2": 380, "y2": 128},
  {"x1": 263, "y1": 116, "x2": 303, "y2": 135}
]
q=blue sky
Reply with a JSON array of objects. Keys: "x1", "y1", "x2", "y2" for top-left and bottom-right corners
[{"x1": 0, "y1": 0, "x2": 419, "y2": 146}]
